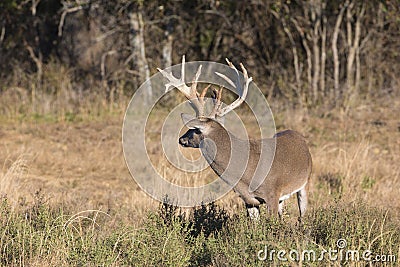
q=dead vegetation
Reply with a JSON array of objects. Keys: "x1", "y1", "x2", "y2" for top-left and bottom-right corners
[
  {"x1": 1, "y1": 96, "x2": 399, "y2": 266},
  {"x1": 1, "y1": 97, "x2": 399, "y2": 216}
]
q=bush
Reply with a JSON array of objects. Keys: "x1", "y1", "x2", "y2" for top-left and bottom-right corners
[{"x1": 1, "y1": 195, "x2": 399, "y2": 266}]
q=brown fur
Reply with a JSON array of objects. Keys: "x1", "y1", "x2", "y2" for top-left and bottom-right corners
[{"x1": 180, "y1": 117, "x2": 312, "y2": 218}]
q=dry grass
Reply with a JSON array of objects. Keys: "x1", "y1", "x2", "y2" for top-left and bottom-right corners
[
  {"x1": 1, "y1": 60, "x2": 397, "y2": 216},
  {"x1": 0, "y1": 154, "x2": 29, "y2": 206},
  {"x1": 0, "y1": 96, "x2": 399, "y2": 217},
  {"x1": 0, "y1": 93, "x2": 400, "y2": 266},
  {"x1": 0, "y1": 69, "x2": 399, "y2": 264}
]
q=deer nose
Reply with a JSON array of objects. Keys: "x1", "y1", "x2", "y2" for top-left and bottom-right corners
[{"x1": 179, "y1": 137, "x2": 188, "y2": 147}]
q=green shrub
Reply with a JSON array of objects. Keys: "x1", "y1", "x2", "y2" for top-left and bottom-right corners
[{"x1": 0, "y1": 196, "x2": 399, "y2": 266}]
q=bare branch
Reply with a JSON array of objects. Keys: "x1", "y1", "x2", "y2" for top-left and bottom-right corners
[
  {"x1": 58, "y1": 6, "x2": 83, "y2": 37},
  {"x1": 0, "y1": 24, "x2": 5, "y2": 46},
  {"x1": 24, "y1": 42, "x2": 42, "y2": 81},
  {"x1": 31, "y1": 0, "x2": 41, "y2": 16},
  {"x1": 101, "y1": 50, "x2": 117, "y2": 79}
]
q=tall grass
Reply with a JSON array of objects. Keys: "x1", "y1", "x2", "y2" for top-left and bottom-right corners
[
  {"x1": 1, "y1": 196, "x2": 398, "y2": 266},
  {"x1": 0, "y1": 155, "x2": 29, "y2": 207},
  {"x1": 0, "y1": 61, "x2": 130, "y2": 122}
]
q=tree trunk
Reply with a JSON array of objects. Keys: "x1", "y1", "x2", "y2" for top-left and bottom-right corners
[
  {"x1": 311, "y1": 7, "x2": 320, "y2": 104},
  {"x1": 332, "y1": 1, "x2": 348, "y2": 104},
  {"x1": 345, "y1": 2, "x2": 364, "y2": 109},
  {"x1": 129, "y1": 11, "x2": 152, "y2": 102},
  {"x1": 162, "y1": 34, "x2": 173, "y2": 68},
  {"x1": 320, "y1": 7, "x2": 327, "y2": 97},
  {"x1": 291, "y1": 18, "x2": 312, "y2": 105},
  {"x1": 281, "y1": 19, "x2": 303, "y2": 107}
]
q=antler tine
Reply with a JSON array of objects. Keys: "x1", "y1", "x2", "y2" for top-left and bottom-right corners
[
  {"x1": 209, "y1": 86, "x2": 223, "y2": 118},
  {"x1": 215, "y1": 58, "x2": 241, "y2": 90},
  {"x1": 200, "y1": 84, "x2": 210, "y2": 99},
  {"x1": 190, "y1": 64, "x2": 202, "y2": 98},
  {"x1": 188, "y1": 65, "x2": 206, "y2": 116},
  {"x1": 157, "y1": 56, "x2": 190, "y2": 96},
  {"x1": 181, "y1": 55, "x2": 185, "y2": 87},
  {"x1": 214, "y1": 60, "x2": 253, "y2": 118},
  {"x1": 157, "y1": 55, "x2": 206, "y2": 116}
]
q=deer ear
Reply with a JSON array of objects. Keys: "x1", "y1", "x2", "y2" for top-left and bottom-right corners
[
  {"x1": 181, "y1": 113, "x2": 203, "y2": 130},
  {"x1": 181, "y1": 113, "x2": 208, "y2": 131},
  {"x1": 215, "y1": 116, "x2": 225, "y2": 126}
]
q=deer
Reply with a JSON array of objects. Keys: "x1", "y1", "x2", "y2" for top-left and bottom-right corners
[{"x1": 157, "y1": 56, "x2": 312, "y2": 220}]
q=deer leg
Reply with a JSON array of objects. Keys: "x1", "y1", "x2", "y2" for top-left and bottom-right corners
[
  {"x1": 296, "y1": 187, "x2": 308, "y2": 219},
  {"x1": 264, "y1": 195, "x2": 279, "y2": 217},
  {"x1": 246, "y1": 204, "x2": 260, "y2": 221},
  {"x1": 278, "y1": 200, "x2": 284, "y2": 218}
]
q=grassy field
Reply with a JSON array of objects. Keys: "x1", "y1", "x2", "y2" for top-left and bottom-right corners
[{"x1": 1, "y1": 93, "x2": 399, "y2": 266}]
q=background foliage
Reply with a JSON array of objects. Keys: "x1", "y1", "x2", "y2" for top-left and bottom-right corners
[{"x1": 1, "y1": 0, "x2": 399, "y2": 115}]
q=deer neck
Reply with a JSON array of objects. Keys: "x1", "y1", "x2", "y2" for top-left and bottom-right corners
[
  {"x1": 201, "y1": 128, "x2": 231, "y2": 165},
  {"x1": 200, "y1": 127, "x2": 247, "y2": 186}
]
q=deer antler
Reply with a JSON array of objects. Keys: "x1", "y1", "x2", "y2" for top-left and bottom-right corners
[
  {"x1": 209, "y1": 86, "x2": 223, "y2": 118},
  {"x1": 213, "y1": 59, "x2": 253, "y2": 118},
  {"x1": 158, "y1": 56, "x2": 252, "y2": 119},
  {"x1": 157, "y1": 56, "x2": 207, "y2": 116}
]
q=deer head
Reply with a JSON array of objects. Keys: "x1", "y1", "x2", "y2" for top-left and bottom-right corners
[{"x1": 157, "y1": 56, "x2": 252, "y2": 149}]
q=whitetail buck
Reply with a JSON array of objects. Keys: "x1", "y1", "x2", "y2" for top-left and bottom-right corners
[{"x1": 158, "y1": 56, "x2": 312, "y2": 220}]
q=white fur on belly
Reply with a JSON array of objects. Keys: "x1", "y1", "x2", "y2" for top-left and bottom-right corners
[{"x1": 279, "y1": 182, "x2": 307, "y2": 202}]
